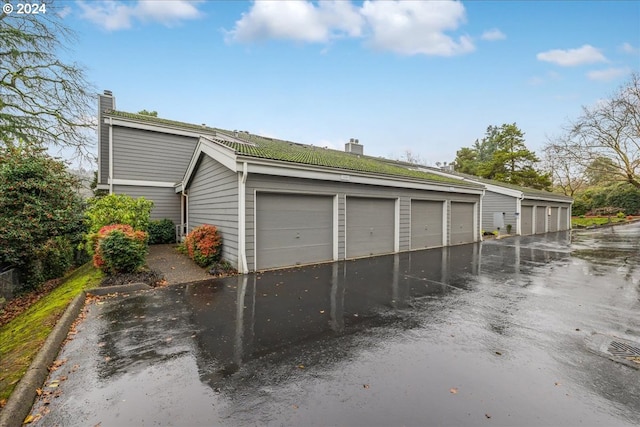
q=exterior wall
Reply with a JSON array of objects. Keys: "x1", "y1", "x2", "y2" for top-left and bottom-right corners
[
  {"x1": 187, "y1": 155, "x2": 239, "y2": 267},
  {"x1": 244, "y1": 174, "x2": 481, "y2": 272},
  {"x1": 112, "y1": 185, "x2": 181, "y2": 225},
  {"x1": 522, "y1": 200, "x2": 573, "y2": 234},
  {"x1": 97, "y1": 94, "x2": 114, "y2": 185},
  {"x1": 482, "y1": 191, "x2": 518, "y2": 234},
  {"x1": 112, "y1": 127, "x2": 197, "y2": 182}
]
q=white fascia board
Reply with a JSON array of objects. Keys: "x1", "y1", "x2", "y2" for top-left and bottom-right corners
[
  {"x1": 106, "y1": 117, "x2": 215, "y2": 139},
  {"x1": 416, "y1": 168, "x2": 523, "y2": 198},
  {"x1": 524, "y1": 194, "x2": 573, "y2": 203},
  {"x1": 110, "y1": 179, "x2": 176, "y2": 188},
  {"x1": 241, "y1": 158, "x2": 484, "y2": 195},
  {"x1": 181, "y1": 137, "x2": 239, "y2": 191},
  {"x1": 483, "y1": 184, "x2": 522, "y2": 199}
]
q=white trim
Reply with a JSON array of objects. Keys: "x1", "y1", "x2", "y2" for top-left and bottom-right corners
[
  {"x1": 473, "y1": 202, "x2": 479, "y2": 242},
  {"x1": 415, "y1": 167, "x2": 522, "y2": 198},
  {"x1": 333, "y1": 195, "x2": 339, "y2": 261},
  {"x1": 253, "y1": 189, "x2": 257, "y2": 272},
  {"x1": 479, "y1": 190, "x2": 484, "y2": 241},
  {"x1": 516, "y1": 197, "x2": 522, "y2": 235},
  {"x1": 108, "y1": 117, "x2": 113, "y2": 193},
  {"x1": 96, "y1": 184, "x2": 109, "y2": 190},
  {"x1": 524, "y1": 195, "x2": 573, "y2": 203},
  {"x1": 238, "y1": 162, "x2": 248, "y2": 274},
  {"x1": 181, "y1": 137, "x2": 238, "y2": 191},
  {"x1": 394, "y1": 198, "x2": 400, "y2": 252},
  {"x1": 110, "y1": 179, "x2": 176, "y2": 188},
  {"x1": 106, "y1": 116, "x2": 215, "y2": 139},
  {"x1": 442, "y1": 200, "x2": 448, "y2": 247}
]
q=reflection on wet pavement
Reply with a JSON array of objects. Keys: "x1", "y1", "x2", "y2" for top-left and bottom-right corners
[{"x1": 29, "y1": 224, "x2": 640, "y2": 426}]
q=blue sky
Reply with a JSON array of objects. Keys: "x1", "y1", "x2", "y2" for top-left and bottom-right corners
[{"x1": 54, "y1": 0, "x2": 639, "y2": 165}]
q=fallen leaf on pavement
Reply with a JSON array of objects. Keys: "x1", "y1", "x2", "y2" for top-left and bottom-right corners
[
  {"x1": 450, "y1": 388, "x2": 458, "y2": 394},
  {"x1": 485, "y1": 413, "x2": 491, "y2": 419},
  {"x1": 363, "y1": 384, "x2": 370, "y2": 389}
]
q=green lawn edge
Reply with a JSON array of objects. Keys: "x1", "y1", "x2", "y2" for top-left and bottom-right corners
[
  {"x1": 571, "y1": 216, "x2": 629, "y2": 228},
  {"x1": 0, "y1": 263, "x2": 103, "y2": 403}
]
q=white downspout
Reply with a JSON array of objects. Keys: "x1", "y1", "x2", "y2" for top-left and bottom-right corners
[
  {"x1": 517, "y1": 194, "x2": 524, "y2": 235},
  {"x1": 238, "y1": 162, "x2": 248, "y2": 273},
  {"x1": 108, "y1": 117, "x2": 113, "y2": 194}
]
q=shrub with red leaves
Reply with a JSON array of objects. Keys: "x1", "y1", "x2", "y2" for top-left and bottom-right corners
[
  {"x1": 183, "y1": 224, "x2": 222, "y2": 267},
  {"x1": 92, "y1": 224, "x2": 148, "y2": 274}
]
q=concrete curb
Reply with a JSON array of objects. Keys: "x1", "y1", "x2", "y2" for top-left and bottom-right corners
[
  {"x1": 86, "y1": 282, "x2": 151, "y2": 296},
  {"x1": 0, "y1": 292, "x2": 86, "y2": 427}
]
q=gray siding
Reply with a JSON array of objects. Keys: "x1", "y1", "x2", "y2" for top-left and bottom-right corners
[
  {"x1": 187, "y1": 155, "x2": 239, "y2": 267},
  {"x1": 112, "y1": 185, "x2": 181, "y2": 225},
  {"x1": 482, "y1": 191, "x2": 517, "y2": 233},
  {"x1": 112, "y1": 127, "x2": 197, "y2": 182},
  {"x1": 244, "y1": 174, "x2": 481, "y2": 271},
  {"x1": 98, "y1": 94, "x2": 114, "y2": 185}
]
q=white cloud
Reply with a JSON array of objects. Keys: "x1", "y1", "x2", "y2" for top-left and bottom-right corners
[
  {"x1": 77, "y1": 0, "x2": 203, "y2": 31},
  {"x1": 227, "y1": 0, "x2": 474, "y2": 57},
  {"x1": 228, "y1": 0, "x2": 363, "y2": 43},
  {"x1": 536, "y1": 44, "x2": 607, "y2": 67},
  {"x1": 619, "y1": 42, "x2": 639, "y2": 55},
  {"x1": 481, "y1": 28, "x2": 505, "y2": 41},
  {"x1": 58, "y1": 6, "x2": 72, "y2": 18},
  {"x1": 360, "y1": 0, "x2": 473, "y2": 56},
  {"x1": 587, "y1": 67, "x2": 631, "y2": 82}
]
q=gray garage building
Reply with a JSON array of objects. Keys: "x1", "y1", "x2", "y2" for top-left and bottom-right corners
[
  {"x1": 414, "y1": 168, "x2": 573, "y2": 235},
  {"x1": 96, "y1": 91, "x2": 485, "y2": 273}
]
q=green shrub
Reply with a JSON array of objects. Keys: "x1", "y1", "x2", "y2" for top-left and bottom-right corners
[
  {"x1": 93, "y1": 224, "x2": 148, "y2": 275},
  {"x1": 39, "y1": 236, "x2": 74, "y2": 281},
  {"x1": 148, "y1": 219, "x2": 176, "y2": 244},
  {"x1": 183, "y1": 225, "x2": 222, "y2": 267},
  {"x1": 0, "y1": 145, "x2": 84, "y2": 290},
  {"x1": 617, "y1": 211, "x2": 625, "y2": 218},
  {"x1": 506, "y1": 224, "x2": 512, "y2": 234},
  {"x1": 85, "y1": 194, "x2": 153, "y2": 236}
]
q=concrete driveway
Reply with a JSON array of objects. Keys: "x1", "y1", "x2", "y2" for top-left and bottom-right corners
[{"x1": 28, "y1": 224, "x2": 640, "y2": 426}]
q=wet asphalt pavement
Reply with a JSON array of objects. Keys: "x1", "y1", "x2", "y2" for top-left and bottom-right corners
[{"x1": 28, "y1": 223, "x2": 640, "y2": 426}]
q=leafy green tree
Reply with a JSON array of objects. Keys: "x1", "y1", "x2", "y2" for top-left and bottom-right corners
[
  {"x1": 0, "y1": 2, "x2": 94, "y2": 158},
  {"x1": 0, "y1": 144, "x2": 84, "y2": 287},
  {"x1": 85, "y1": 193, "x2": 154, "y2": 237},
  {"x1": 453, "y1": 147, "x2": 479, "y2": 175},
  {"x1": 455, "y1": 123, "x2": 551, "y2": 190}
]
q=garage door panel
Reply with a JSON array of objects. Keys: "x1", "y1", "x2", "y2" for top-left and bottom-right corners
[
  {"x1": 559, "y1": 207, "x2": 568, "y2": 231},
  {"x1": 256, "y1": 193, "x2": 333, "y2": 270},
  {"x1": 521, "y1": 206, "x2": 533, "y2": 235},
  {"x1": 549, "y1": 207, "x2": 559, "y2": 232},
  {"x1": 450, "y1": 202, "x2": 474, "y2": 245},
  {"x1": 411, "y1": 200, "x2": 444, "y2": 249},
  {"x1": 535, "y1": 206, "x2": 546, "y2": 234},
  {"x1": 347, "y1": 198, "x2": 394, "y2": 258}
]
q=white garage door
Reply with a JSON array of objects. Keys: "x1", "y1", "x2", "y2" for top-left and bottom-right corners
[
  {"x1": 256, "y1": 193, "x2": 333, "y2": 270},
  {"x1": 549, "y1": 207, "x2": 559, "y2": 232},
  {"x1": 411, "y1": 200, "x2": 444, "y2": 249},
  {"x1": 521, "y1": 206, "x2": 533, "y2": 235},
  {"x1": 346, "y1": 197, "x2": 395, "y2": 258},
  {"x1": 450, "y1": 202, "x2": 475, "y2": 245},
  {"x1": 559, "y1": 207, "x2": 569, "y2": 231},
  {"x1": 535, "y1": 206, "x2": 547, "y2": 234}
]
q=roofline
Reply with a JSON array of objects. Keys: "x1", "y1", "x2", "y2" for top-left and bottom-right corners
[
  {"x1": 105, "y1": 114, "x2": 217, "y2": 139},
  {"x1": 180, "y1": 137, "x2": 485, "y2": 195}
]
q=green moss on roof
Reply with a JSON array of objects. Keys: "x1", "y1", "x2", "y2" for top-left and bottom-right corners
[{"x1": 106, "y1": 109, "x2": 479, "y2": 187}]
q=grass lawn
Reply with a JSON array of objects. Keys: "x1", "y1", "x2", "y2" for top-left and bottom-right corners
[
  {"x1": 571, "y1": 216, "x2": 629, "y2": 228},
  {"x1": 0, "y1": 263, "x2": 102, "y2": 405}
]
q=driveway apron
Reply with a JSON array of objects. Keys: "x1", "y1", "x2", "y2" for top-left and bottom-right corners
[{"x1": 27, "y1": 223, "x2": 640, "y2": 426}]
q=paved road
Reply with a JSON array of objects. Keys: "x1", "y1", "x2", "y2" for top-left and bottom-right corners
[{"x1": 28, "y1": 224, "x2": 640, "y2": 426}]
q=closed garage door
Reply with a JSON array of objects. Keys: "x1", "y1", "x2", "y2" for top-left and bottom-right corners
[
  {"x1": 346, "y1": 197, "x2": 394, "y2": 258},
  {"x1": 549, "y1": 207, "x2": 559, "y2": 232},
  {"x1": 535, "y1": 206, "x2": 546, "y2": 234},
  {"x1": 256, "y1": 193, "x2": 333, "y2": 270},
  {"x1": 450, "y1": 202, "x2": 475, "y2": 245},
  {"x1": 411, "y1": 200, "x2": 444, "y2": 249},
  {"x1": 559, "y1": 207, "x2": 569, "y2": 231},
  {"x1": 521, "y1": 206, "x2": 533, "y2": 235}
]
